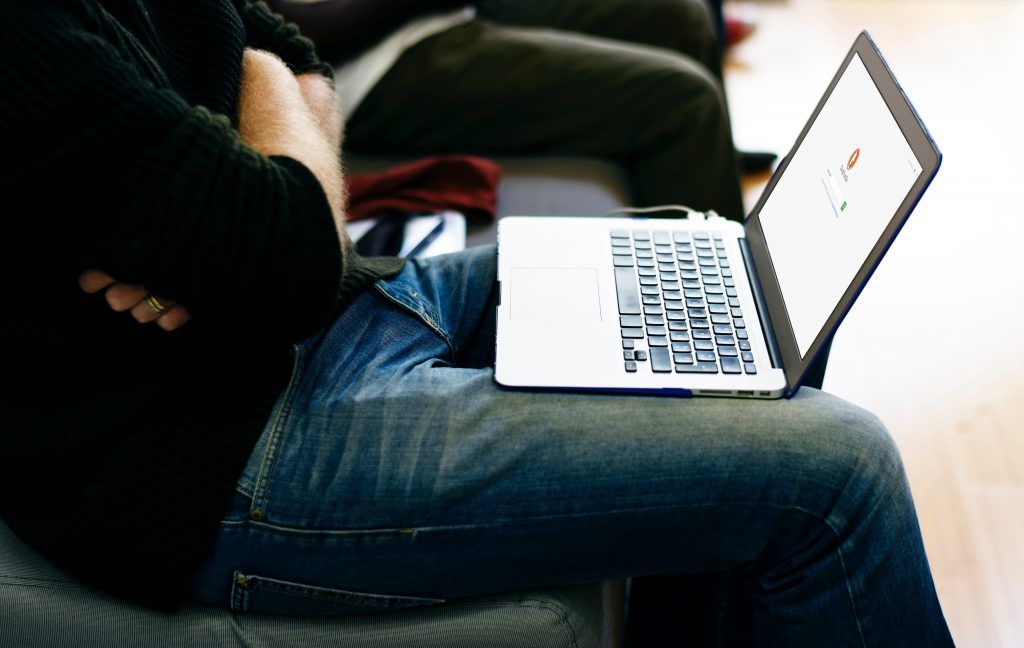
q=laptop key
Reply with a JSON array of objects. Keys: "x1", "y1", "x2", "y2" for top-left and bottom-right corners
[
  {"x1": 676, "y1": 363, "x2": 719, "y2": 374},
  {"x1": 707, "y1": 295, "x2": 726, "y2": 304},
  {"x1": 673, "y1": 353, "x2": 694, "y2": 364},
  {"x1": 696, "y1": 351, "x2": 716, "y2": 363},
  {"x1": 640, "y1": 276, "x2": 659, "y2": 285},
  {"x1": 668, "y1": 321, "x2": 688, "y2": 331},
  {"x1": 718, "y1": 347, "x2": 738, "y2": 357},
  {"x1": 709, "y1": 305, "x2": 728, "y2": 315},
  {"x1": 654, "y1": 232, "x2": 671, "y2": 244},
  {"x1": 690, "y1": 319, "x2": 710, "y2": 329},
  {"x1": 722, "y1": 268, "x2": 733, "y2": 278},
  {"x1": 744, "y1": 363, "x2": 757, "y2": 375},
  {"x1": 625, "y1": 361, "x2": 638, "y2": 372},
  {"x1": 663, "y1": 290, "x2": 683, "y2": 301},
  {"x1": 611, "y1": 230, "x2": 630, "y2": 239},
  {"x1": 613, "y1": 255, "x2": 634, "y2": 267},
  {"x1": 648, "y1": 336, "x2": 669, "y2": 347},
  {"x1": 614, "y1": 267, "x2": 642, "y2": 315},
  {"x1": 664, "y1": 300, "x2": 685, "y2": 310},
  {"x1": 686, "y1": 299, "x2": 705, "y2": 309},
  {"x1": 692, "y1": 330, "x2": 712, "y2": 340},
  {"x1": 621, "y1": 327, "x2": 644, "y2": 339},
  {"x1": 721, "y1": 357, "x2": 742, "y2": 374},
  {"x1": 637, "y1": 259, "x2": 655, "y2": 267},
  {"x1": 662, "y1": 281, "x2": 681, "y2": 290},
  {"x1": 646, "y1": 315, "x2": 665, "y2": 325},
  {"x1": 670, "y1": 331, "x2": 689, "y2": 342},
  {"x1": 666, "y1": 311, "x2": 686, "y2": 321},
  {"x1": 624, "y1": 350, "x2": 635, "y2": 360},
  {"x1": 633, "y1": 231, "x2": 651, "y2": 241},
  {"x1": 736, "y1": 330, "x2": 749, "y2": 340},
  {"x1": 644, "y1": 305, "x2": 664, "y2": 315},
  {"x1": 739, "y1": 340, "x2": 751, "y2": 351},
  {"x1": 641, "y1": 285, "x2": 660, "y2": 295},
  {"x1": 650, "y1": 347, "x2": 673, "y2": 372},
  {"x1": 647, "y1": 326, "x2": 667, "y2": 336},
  {"x1": 622, "y1": 340, "x2": 635, "y2": 350},
  {"x1": 635, "y1": 350, "x2": 648, "y2": 361},
  {"x1": 741, "y1": 352, "x2": 755, "y2": 363},
  {"x1": 620, "y1": 315, "x2": 643, "y2": 327},
  {"x1": 728, "y1": 297, "x2": 740, "y2": 307},
  {"x1": 694, "y1": 340, "x2": 714, "y2": 351},
  {"x1": 734, "y1": 318, "x2": 746, "y2": 329},
  {"x1": 715, "y1": 336, "x2": 735, "y2": 346},
  {"x1": 713, "y1": 324, "x2": 732, "y2": 335},
  {"x1": 731, "y1": 308, "x2": 744, "y2": 318},
  {"x1": 672, "y1": 342, "x2": 692, "y2": 353},
  {"x1": 711, "y1": 314, "x2": 730, "y2": 324},
  {"x1": 642, "y1": 295, "x2": 661, "y2": 305}
]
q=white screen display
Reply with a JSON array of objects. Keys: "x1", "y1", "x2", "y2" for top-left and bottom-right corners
[{"x1": 759, "y1": 54, "x2": 923, "y2": 357}]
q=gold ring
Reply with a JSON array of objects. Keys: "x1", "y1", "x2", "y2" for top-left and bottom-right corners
[{"x1": 145, "y1": 294, "x2": 170, "y2": 314}]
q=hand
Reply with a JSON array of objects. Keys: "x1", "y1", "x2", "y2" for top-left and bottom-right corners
[{"x1": 78, "y1": 270, "x2": 192, "y2": 331}]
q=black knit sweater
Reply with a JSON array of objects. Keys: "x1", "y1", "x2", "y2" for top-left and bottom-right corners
[{"x1": 0, "y1": 0, "x2": 402, "y2": 610}]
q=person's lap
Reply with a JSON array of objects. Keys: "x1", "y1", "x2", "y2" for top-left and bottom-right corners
[{"x1": 189, "y1": 246, "x2": 950, "y2": 646}]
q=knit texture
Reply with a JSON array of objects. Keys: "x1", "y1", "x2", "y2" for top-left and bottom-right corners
[{"x1": 0, "y1": 0, "x2": 402, "y2": 610}]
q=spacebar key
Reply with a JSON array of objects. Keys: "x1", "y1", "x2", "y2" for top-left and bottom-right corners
[
  {"x1": 649, "y1": 347, "x2": 673, "y2": 373},
  {"x1": 614, "y1": 267, "x2": 642, "y2": 315}
]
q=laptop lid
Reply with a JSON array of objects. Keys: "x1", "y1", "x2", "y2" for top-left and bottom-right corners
[{"x1": 743, "y1": 31, "x2": 942, "y2": 395}]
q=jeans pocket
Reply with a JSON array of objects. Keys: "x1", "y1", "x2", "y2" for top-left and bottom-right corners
[{"x1": 230, "y1": 571, "x2": 446, "y2": 616}]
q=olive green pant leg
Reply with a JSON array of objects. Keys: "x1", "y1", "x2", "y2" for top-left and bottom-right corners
[{"x1": 345, "y1": 7, "x2": 743, "y2": 218}]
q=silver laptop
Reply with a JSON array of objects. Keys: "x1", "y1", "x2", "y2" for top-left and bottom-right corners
[{"x1": 495, "y1": 32, "x2": 941, "y2": 399}]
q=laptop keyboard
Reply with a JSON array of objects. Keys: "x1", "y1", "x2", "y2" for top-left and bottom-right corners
[{"x1": 612, "y1": 229, "x2": 757, "y2": 376}]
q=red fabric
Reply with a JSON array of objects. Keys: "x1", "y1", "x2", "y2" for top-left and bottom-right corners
[{"x1": 345, "y1": 155, "x2": 502, "y2": 223}]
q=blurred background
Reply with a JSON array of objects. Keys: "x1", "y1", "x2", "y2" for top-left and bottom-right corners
[{"x1": 725, "y1": 1, "x2": 1024, "y2": 646}]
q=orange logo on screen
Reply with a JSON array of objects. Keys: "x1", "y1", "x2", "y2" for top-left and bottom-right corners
[{"x1": 848, "y1": 148, "x2": 861, "y2": 170}]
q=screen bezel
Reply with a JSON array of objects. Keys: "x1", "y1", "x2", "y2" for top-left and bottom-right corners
[{"x1": 743, "y1": 31, "x2": 942, "y2": 395}]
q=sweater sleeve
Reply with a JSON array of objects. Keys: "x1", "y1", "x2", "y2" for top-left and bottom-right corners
[
  {"x1": 238, "y1": 0, "x2": 336, "y2": 80},
  {"x1": 3, "y1": 4, "x2": 344, "y2": 343}
]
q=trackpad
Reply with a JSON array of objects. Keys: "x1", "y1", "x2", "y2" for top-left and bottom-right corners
[{"x1": 510, "y1": 267, "x2": 602, "y2": 323}]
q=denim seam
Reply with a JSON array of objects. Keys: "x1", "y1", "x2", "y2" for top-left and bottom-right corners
[
  {"x1": 372, "y1": 282, "x2": 456, "y2": 360},
  {"x1": 236, "y1": 573, "x2": 446, "y2": 608},
  {"x1": 218, "y1": 500, "x2": 823, "y2": 536},
  {"x1": 250, "y1": 344, "x2": 304, "y2": 515}
]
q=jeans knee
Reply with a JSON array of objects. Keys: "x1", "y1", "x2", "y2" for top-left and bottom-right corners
[{"x1": 818, "y1": 402, "x2": 910, "y2": 517}]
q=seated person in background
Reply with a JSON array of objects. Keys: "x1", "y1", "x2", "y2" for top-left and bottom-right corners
[
  {"x1": 0, "y1": 2, "x2": 954, "y2": 646},
  {"x1": 266, "y1": 0, "x2": 748, "y2": 219}
]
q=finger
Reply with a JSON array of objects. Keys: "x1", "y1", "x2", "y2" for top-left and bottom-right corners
[
  {"x1": 155, "y1": 305, "x2": 192, "y2": 332},
  {"x1": 78, "y1": 270, "x2": 116, "y2": 294},
  {"x1": 104, "y1": 283, "x2": 149, "y2": 312},
  {"x1": 130, "y1": 296, "x2": 177, "y2": 324}
]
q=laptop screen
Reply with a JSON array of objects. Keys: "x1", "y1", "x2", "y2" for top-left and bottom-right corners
[{"x1": 758, "y1": 53, "x2": 924, "y2": 358}]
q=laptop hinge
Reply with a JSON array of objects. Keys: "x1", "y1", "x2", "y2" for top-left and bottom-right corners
[{"x1": 739, "y1": 238, "x2": 784, "y2": 371}]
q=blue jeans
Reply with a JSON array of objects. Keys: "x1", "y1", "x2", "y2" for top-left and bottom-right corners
[{"x1": 189, "y1": 246, "x2": 953, "y2": 647}]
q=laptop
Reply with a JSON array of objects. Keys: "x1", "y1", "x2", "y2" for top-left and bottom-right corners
[{"x1": 494, "y1": 32, "x2": 941, "y2": 399}]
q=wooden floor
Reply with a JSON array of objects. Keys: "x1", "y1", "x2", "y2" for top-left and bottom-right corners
[{"x1": 724, "y1": 1, "x2": 1024, "y2": 645}]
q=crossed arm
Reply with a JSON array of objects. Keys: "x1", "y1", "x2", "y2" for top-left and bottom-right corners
[{"x1": 78, "y1": 49, "x2": 346, "y2": 331}]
